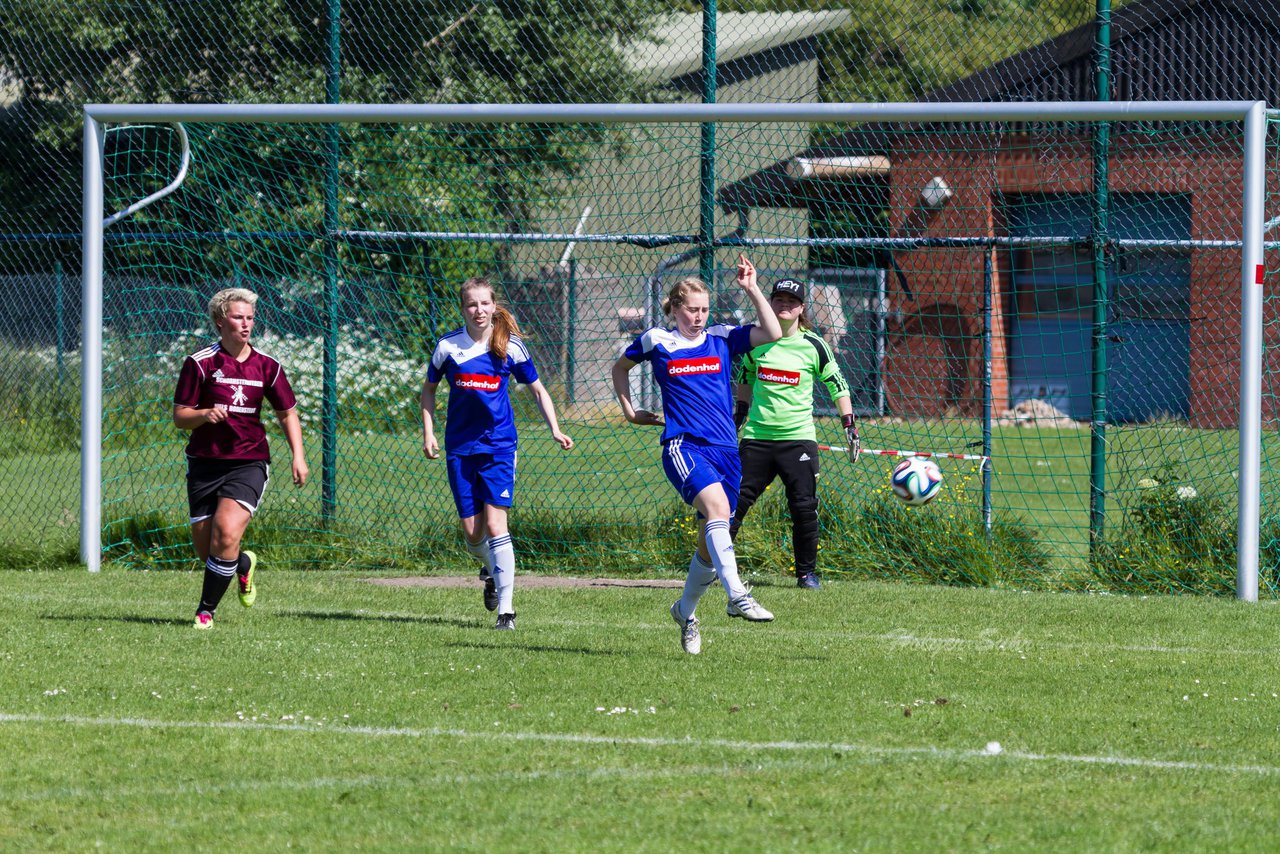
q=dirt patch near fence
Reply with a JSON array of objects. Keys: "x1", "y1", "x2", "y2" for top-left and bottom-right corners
[{"x1": 363, "y1": 575, "x2": 684, "y2": 589}]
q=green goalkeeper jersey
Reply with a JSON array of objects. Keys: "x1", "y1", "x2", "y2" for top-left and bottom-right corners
[{"x1": 734, "y1": 330, "x2": 851, "y2": 441}]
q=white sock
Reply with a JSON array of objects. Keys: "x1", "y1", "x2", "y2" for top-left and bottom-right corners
[
  {"x1": 464, "y1": 536, "x2": 492, "y2": 578},
  {"x1": 704, "y1": 519, "x2": 748, "y2": 601},
  {"x1": 488, "y1": 534, "x2": 515, "y2": 614},
  {"x1": 679, "y1": 552, "x2": 717, "y2": 619}
]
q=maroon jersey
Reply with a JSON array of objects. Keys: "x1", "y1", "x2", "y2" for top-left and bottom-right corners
[{"x1": 173, "y1": 342, "x2": 298, "y2": 461}]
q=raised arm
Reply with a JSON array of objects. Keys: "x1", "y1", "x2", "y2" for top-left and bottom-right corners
[{"x1": 736, "y1": 254, "x2": 782, "y2": 347}]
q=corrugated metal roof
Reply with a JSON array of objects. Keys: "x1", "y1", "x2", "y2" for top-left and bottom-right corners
[{"x1": 625, "y1": 11, "x2": 851, "y2": 84}]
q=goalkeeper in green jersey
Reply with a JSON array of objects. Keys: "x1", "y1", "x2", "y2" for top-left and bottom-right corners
[{"x1": 730, "y1": 278, "x2": 858, "y2": 590}]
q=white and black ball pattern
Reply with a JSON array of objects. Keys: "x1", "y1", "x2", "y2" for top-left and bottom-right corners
[{"x1": 890, "y1": 457, "x2": 943, "y2": 506}]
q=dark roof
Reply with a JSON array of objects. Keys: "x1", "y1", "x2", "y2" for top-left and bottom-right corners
[
  {"x1": 923, "y1": 0, "x2": 1280, "y2": 103},
  {"x1": 719, "y1": 0, "x2": 1280, "y2": 212}
]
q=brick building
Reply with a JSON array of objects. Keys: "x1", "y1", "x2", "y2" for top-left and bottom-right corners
[{"x1": 720, "y1": 0, "x2": 1279, "y2": 426}]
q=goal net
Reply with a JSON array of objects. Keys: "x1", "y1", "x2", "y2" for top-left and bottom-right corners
[{"x1": 82, "y1": 102, "x2": 1272, "y2": 596}]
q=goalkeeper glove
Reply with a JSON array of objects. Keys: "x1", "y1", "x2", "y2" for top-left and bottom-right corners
[
  {"x1": 734, "y1": 400, "x2": 750, "y2": 430},
  {"x1": 842, "y1": 414, "x2": 860, "y2": 462}
]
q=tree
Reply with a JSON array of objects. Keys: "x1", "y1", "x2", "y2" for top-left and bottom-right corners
[{"x1": 0, "y1": 0, "x2": 665, "y2": 278}]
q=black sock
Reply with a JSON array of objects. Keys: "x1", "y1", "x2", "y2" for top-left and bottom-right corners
[
  {"x1": 237, "y1": 552, "x2": 250, "y2": 577},
  {"x1": 198, "y1": 555, "x2": 239, "y2": 614}
]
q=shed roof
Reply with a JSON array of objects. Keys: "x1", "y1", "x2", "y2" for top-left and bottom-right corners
[{"x1": 625, "y1": 11, "x2": 851, "y2": 84}]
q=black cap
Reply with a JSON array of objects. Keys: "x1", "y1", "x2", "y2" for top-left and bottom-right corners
[{"x1": 770, "y1": 278, "x2": 805, "y2": 302}]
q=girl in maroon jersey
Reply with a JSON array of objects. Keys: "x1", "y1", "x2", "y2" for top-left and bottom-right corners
[{"x1": 173, "y1": 287, "x2": 308, "y2": 628}]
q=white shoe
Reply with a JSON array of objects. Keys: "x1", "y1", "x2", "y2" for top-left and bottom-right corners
[
  {"x1": 726, "y1": 594, "x2": 774, "y2": 622},
  {"x1": 670, "y1": 601, "x2": 701, "y2": 655}
]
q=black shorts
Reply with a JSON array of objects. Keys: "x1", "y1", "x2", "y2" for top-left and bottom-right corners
[{"x1": 186, "y1": 458, "x2": 270, "y2": 522}]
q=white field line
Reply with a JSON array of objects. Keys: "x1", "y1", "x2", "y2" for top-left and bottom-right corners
[{"x1": 2, "y1": 712, "x2": 1278, "y2": 778}]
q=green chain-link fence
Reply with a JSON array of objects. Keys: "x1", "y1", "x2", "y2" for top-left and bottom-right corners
[{"x1": 4, "y1": 1, "x2": 1280, "y2": 593}]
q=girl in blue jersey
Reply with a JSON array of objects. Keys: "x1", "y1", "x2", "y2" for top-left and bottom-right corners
[
  {"x1": 611, "y1": 255, "x2": 782, "y2": 655},
  {"x1": 421, "y1": 277, "x2": 574, "y2": 630}
]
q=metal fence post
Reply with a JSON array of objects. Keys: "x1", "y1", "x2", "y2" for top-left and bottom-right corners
[
  {"x1": 699, "y1": 0, "x2": 717, "y2": 288},
  {"x1": 321, "y1": 0, "x2": 342, "y2": 526},
  {"x1": 1088, "y1": 0, "x2": 1113, "y2": 557}
]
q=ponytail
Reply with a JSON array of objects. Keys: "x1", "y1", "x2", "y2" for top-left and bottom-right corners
[{"x1": 489, "y1": 304, "x2": 523, "y2": 361}]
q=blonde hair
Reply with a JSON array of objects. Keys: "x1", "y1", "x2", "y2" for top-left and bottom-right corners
[
  {"x1": 661, "y1": 276, "x2": 710, "y2": 317},
  {"x1": 460, "y1": 276, "x2": 523, "y2": 360},
  {"x1": 208, "y1": 287, "x2": 258, "y2": 330}
]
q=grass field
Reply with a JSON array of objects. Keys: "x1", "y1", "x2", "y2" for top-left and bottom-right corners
[{"x1": 3, "y1": 567, "x2": 1280, "y2": 851}]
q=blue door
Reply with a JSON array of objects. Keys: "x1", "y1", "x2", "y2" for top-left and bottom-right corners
[{"x1": 1007, "y1": 194, "x2": 1190, "y2": 423}]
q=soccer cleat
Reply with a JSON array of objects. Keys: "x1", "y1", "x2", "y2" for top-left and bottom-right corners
[
  {"x1": 237, "y1": 550, "x2": 258, "y2": 608},
  {"x1": 796, "y1": 572, "x2": 821, "y2": 590},
  {"x1": 494, "y1": 612, "x2": 516, "y2": 630},
  {"x1": 193, "y1": 611, "x2": 214, "y2": 630},
  {"x1": 670, "y1": 601, "x2": 701, "y2": 655},
  {"x1": 727, "y1": 594, "x2": 774, "y2": 622},
  {"x1": 482, "y1": 573, "x2": 498, "y2": 612}
]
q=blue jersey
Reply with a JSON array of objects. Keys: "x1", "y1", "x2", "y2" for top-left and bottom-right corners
[
  {"x1": 624, "y1": 324, "x2": 755, "y2": 449},
  {"x1": 427, "y1": 328, "x2": 539, "y2": 456}
]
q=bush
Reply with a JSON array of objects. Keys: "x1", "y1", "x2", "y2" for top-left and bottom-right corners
[
  {"x1": 1092, "y1": 462, "x2": 1241, "y2": 595},
  {"x1": 0, "y1": 340, "x2": 80, "y2": 457},
  {"x1": 821, "y1": 495, "x2": 1052, "y2": 587},
  {"x1": 149, "y1": 326, "x2": 423, "y2": 434}
]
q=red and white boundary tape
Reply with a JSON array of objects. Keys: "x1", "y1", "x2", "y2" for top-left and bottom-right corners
[{"x1": 817, "y1": 445, "x2": 992, "y2": 463}]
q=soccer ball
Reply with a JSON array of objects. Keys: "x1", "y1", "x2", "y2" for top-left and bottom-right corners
[{"x1": 890, "y1": 457, "x2": 943, "y2": 506}]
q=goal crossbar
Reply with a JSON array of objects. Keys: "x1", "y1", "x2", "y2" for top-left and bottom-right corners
[
  {"x1": 85, "y1": 101, "x2": 1261, "y2": 124},
  {"x1": 81, "y1": 101, "x2": 1268, "y2": 601}
]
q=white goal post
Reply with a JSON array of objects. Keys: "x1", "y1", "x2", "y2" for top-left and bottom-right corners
[{"x1": 81, "y1": 100, "x2": 1268, "y2": 598}]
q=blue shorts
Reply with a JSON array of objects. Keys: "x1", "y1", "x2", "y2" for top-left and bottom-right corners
[
  {"x1": 446, "y1": 452, "x2": 517, "y2": 519},
  {"x1": 662, "y1": 436, "x2": 740, "y2": 516}
]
